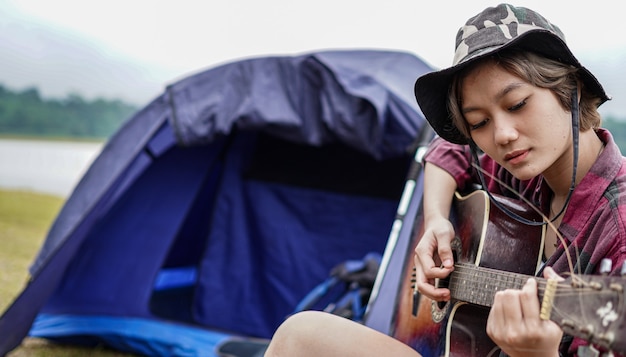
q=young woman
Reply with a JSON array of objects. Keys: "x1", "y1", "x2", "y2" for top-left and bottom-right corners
[{"x1": 265, "y1": 4, "x2": 626, "y2": 356}]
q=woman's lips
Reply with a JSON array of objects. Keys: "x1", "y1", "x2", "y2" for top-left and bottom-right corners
[{"x1": 504, "y1": 150, "x2": 529, "y2": 165}]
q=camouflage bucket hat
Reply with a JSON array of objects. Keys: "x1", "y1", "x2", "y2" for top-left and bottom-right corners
[{"x1": 414, "y1": 3, "x2": 610, "y2": 145}]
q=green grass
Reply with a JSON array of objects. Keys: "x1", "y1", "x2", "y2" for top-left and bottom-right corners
[
  {"x1": 0, "y1": 133, "x2": 106, "y2": 143},
  {"x1": 0, "y1": 190, "x2": 63, "y2": 313},
  {"x1": 0, "y1": 189, "x2": 138, "y2": 357}
]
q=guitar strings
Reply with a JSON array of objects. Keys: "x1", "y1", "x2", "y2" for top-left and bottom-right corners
[
  {"x1": 445, "y1": 271, "x2": 615, "y2": 309},
  {"x1": 446, "y1": 270, "x2": 594, "y2": 293},
  {"x1": 407, "y1": 265, "x2": 582, "y2": 295},
  {"x1": 447, "y1": 270, "x2": 606, "y2": 295},
  {"x1": 448, "y1": 263, "x2": 591, "y2": 290},
  {"x1": 445, "y1": 262, "x2": 607, "y2": 298}
]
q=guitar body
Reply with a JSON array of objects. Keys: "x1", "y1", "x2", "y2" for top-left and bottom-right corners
[{"x1": 392, "y1": 190, "x2": 546, "y2": 357}]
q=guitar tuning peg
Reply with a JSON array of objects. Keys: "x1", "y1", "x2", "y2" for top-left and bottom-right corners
[{"x1": 600, "y1": 258, "x2": 612, "y2": 275}]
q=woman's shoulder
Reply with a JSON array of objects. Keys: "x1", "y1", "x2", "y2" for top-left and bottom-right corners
[{"x1": 592, "y1": 175, "x2": 626, "y2": 254}]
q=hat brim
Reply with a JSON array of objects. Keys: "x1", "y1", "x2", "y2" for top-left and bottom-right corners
[{"x1": 415, "y1": 30, "x2": 609, "y2": 145}]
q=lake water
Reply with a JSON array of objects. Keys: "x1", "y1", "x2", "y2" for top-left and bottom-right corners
[{"x1": 0, "y1": 139, "x2": 104, "y2": 198}]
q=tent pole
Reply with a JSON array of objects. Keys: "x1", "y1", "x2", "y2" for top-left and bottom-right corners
[{"x1": 364, "y1": 124, "x2": 434, "y2": 322}]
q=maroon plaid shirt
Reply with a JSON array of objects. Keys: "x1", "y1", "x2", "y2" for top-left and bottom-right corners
[{"x1": 424, "y1": 128, "x2": 626, "y2": 356}]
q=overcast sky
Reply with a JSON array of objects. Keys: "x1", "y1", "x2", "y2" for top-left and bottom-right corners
[{"x1": 1, "y1": 0, "x2": 625, "y2": 118}]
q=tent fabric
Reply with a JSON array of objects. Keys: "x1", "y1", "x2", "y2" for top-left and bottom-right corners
[
  {"x1": 30, "y1": 314, "x2": 232, "y2": 357},
  {"x1": 30, "y1": 50, "x2": 431, "y2": 276},
  {"x1": 168, "y1": 50, "x2": 424, "y2": 159},
  {"x1": 0, "y1": 49, "x2": 434, "y2": 356}
]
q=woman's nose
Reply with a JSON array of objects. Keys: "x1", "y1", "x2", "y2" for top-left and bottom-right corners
[{"x1": 493, "y1": 117, "x2": 518, "y2": 145}]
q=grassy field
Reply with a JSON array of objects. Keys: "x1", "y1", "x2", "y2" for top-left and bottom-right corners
[{"x1": 0, "y1": 189, "x2": 137, "y2": 357}]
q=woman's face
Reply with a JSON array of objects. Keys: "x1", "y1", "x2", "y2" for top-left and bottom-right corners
[{"x1": 461, "y1": 59, "x2": 572, "y2": 181}]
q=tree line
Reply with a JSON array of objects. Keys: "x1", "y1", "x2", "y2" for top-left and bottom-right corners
[
  {"x1": 0, "y1": 85, "x2": 138, "y2": 140},
  {"x1": 602, "y1": 118, "x2": 626, "y2": 152},
  {"x1": 1, "y1": 84, "x2": 626, "y2": 153}
]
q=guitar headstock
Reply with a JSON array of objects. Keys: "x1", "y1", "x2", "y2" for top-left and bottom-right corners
[{"x1": 548, "y1": 270, "x2": 626, "y2": 355}]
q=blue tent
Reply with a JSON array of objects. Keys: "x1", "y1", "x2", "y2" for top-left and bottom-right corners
[{"x1": 0, "y1": 49, "x2": 434, "y2": 356}]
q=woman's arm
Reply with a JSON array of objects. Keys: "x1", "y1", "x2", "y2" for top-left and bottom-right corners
[{"x1": 413, "y1": 162, "x2": 458, "y2": 301}]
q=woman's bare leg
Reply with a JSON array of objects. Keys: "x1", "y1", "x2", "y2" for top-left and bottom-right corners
[{"x1": 264, "y1": 311, "x2": 421, "y2": 357}]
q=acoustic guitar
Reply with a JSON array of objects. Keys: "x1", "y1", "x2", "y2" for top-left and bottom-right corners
[{"x1": 391, "y1": 190, "x2": 626, "y2": 356}]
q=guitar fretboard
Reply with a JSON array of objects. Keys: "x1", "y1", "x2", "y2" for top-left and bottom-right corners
[{"x1": 448, "y1": 262, "x2": 539, "y2": 307}]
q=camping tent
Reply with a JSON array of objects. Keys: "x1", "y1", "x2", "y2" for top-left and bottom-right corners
[{"x1": 0, "y1": 49, "x2": 434, "y2": 356}]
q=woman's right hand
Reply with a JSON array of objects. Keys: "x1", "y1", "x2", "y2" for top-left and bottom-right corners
[
  {"x1": 413, "y1": 215, "x2": 456, "y2": 302},
  {"x1": 414, "y1": 162, "x2": 459, "y2": 302}
]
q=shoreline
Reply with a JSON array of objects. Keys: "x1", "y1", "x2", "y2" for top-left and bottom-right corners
[{"x1": 0, "y1": 138, "x2": 103, "y2": 198}]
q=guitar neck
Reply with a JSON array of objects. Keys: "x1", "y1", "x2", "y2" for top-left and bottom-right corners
[{"x1": 449, "y1": 262, "x2": 543, "y2": 307}]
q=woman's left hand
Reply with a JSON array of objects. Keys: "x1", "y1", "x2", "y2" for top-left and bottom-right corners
[{"x1": 486, "y1": 268, "x2": 564, "y2": 357}]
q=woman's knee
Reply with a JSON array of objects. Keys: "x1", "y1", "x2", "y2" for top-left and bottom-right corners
[
  {"x1": 265, "y1": 311, "x2": 330, "y2": 355},
  {"x1": 273, "y1": 311, "x2": 325, "y2": 342}
]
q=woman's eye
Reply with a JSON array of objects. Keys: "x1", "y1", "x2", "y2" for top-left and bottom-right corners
[
  {"x1": 470, "y1": 119, "x2": 488, "y2": 131},
  {"x1": 509, "y1": 99, "x2": 526, "y2": 111}
]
